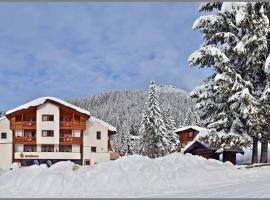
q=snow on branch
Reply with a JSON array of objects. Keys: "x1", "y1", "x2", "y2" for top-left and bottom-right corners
[{"x1": 188, "y1": 46, "x2": 229, "y2": 68}]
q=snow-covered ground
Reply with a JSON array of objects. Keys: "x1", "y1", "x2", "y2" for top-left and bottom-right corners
[{"x1": 0, "y1": 153, "x2": 270, "y2": 198}]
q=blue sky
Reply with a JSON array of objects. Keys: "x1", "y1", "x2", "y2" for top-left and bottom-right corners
[{"x1": 0, "y1": 3, "x2": 211, "y2": 111}]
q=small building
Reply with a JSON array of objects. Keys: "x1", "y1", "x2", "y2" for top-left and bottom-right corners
[
  {"x1": 174, "y1": 126, "x2": 208, "y2": 148},
  {"x1": 183, "y1": 140, "x2": 244, "y2": 165},
  {"x1": 175, "y1": 126, "x2": 244, "y2": 165}
]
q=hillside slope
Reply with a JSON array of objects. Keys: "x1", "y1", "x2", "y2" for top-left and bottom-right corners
[{"x1": 69, "y1": 85, "x2": 198, "y2": 152}]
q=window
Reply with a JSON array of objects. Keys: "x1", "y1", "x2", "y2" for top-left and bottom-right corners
[
  {"x1": 181, "y1": 143, "x2": 186, "y2": 148},
  {"x1": 24, "y1": 131, "x2": 35, "y2": 137},
  {"x1": 42, "y1": 115, "x2": 54, "y2": 121},
  {"x1": 24, "y1": 145, "x2": 36, "y2": 152},
  {"x1": 59, "y1": 145, "x2": 72, "y2": 152},
  {"x1": 41, "y1": 145, "x2": 54, "y2": 152},
  {"x1": 96, "y1": 131, "x2": 101, "y2": 140},
  {"x1": 188, "y1": 131, "x2": 193, "y2": 138},
  {"x1": 1, "y1": 132, "x2": 7, "y2": 139},
  {"x1": 61, "y1": 116, "x2": 72, "y2": 122},
  {"x1": 85, "y1": 160, "x2": 90, "y2": 165},
  {"x1": 42, "y1": 130, "x2": 54, "y2": 137},
  {"x1": 23, "y1": 117, "x2": 36, "y2": 122},
  {"x1": 91, "y1": 146, "x2": 96, "y2": 152}
]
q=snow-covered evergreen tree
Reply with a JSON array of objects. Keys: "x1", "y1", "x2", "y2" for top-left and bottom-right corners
[
  {"x1": 112, "y1": 121, "x2": 130, "y2": 155},
  {"x1": 69, "y1": 84, "x2": 193, "y2": 155},
  {"x1": 139, "y1": 81, "x2": 171, "y2": 158},
  {"x1": 184, "y1": 105, "x2": 201, "y2": 126},
  {"x1": 189, "y1": 2, "x2": 270, "y2": 157},
  {"x1": 162, "y1": 107, "x2": 179, "y2": 151}
]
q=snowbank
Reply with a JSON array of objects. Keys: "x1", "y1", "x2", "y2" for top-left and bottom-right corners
[{"x1": 0, "y1": 153, "x2": 257, "y2": 198}]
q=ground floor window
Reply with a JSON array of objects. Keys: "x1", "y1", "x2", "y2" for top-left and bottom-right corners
[
  {"x1": 41, "y1": 145, "x2": 54, "y2": 152},
  {"x1": 59, "y1": 145, "x2": 72, "y2": 152},
  {"x1": 91, "y1": 146, "x2": 96, "y2": 152},
  {"x1": 24, "y1": 145, "x2": 37, "y2": 152},
  {"x1": 84, "y1": 159, "x2": 90, "y2": 165}
]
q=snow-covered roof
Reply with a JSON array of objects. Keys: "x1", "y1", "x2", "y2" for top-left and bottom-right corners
[
  {"x1": 89, "y1": 117, "x2": 117, "y2": 132},
  {"x1": 183, "y1": 140, "x2": 210, "y2": 154},
  {"x1": 174, "y1": 126, "x2": 209, "y2": 136},
  {"x1": 183, "y1": 139, "x2": 244, "y2": 154},
  {"x1": 6, "y1": 97, "x2": 90, "y2": 116}
]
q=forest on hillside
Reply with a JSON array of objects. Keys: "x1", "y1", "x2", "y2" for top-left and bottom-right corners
[{"x1": 69, "y1": 85, "x2": 199, "y2": 153}]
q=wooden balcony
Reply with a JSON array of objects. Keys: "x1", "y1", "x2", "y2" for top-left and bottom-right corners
[
  {"x1": 59, "y1": 137, "x2": 81, "y2": 145},
  {"x1": 11, "y1": 121, "x2": 36, "y2": 130},
  {"x1": 60, "y1": 121, "x2": 86, "y2": 130},
  {"x1": 14, "y1": 136, "x2": 36, "y2": 144}
]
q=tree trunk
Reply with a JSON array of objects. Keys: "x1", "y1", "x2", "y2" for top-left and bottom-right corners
[
  {"x1": 260, "y1": 139, "x2": 268, "y2": 163},
  {"x1": 252, "y1": 137, "x2": 258, "y2": 163}
]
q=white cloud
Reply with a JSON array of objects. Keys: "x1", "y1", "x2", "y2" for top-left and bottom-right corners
[{"x1": 0, "y1": 3, "x2": 211, "y2": 110}]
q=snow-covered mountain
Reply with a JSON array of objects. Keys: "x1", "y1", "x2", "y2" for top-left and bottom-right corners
[
  {"x1": 68, "y1": 84, "x2": 197, "y2": 152},
  {"x1": 156, "y1": 84, "x2": 187, "y2": 94}
]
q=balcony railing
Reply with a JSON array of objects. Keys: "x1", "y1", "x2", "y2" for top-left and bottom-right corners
[
  {"x1": 14, "y1": 136, "x2": 36, "y2": 144},
  {"x1": 11, "y1": 121, "x2": 36, "y2": 130},
  {"x1": 60, "y1": 121, "x2": 86, "y2": 130},
  {"x1": 59, "y1": 137, "x2": 81, "y2": 145}
]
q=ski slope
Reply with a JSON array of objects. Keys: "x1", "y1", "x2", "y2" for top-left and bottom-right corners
[{"x1": 0, "y1": 153, "x2": 269, "y2": 198}]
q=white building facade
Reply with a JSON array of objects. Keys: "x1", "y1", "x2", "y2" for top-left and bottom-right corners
[{"x1": 0, "y1": 97, "x2": 117, "y2": 170}]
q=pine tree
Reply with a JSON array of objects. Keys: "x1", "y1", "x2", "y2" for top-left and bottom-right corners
[
  {"x1": 69, "y1": 85, "x2": 194, "y2": 155},
  {"x1": 162, "y1": 107, "x2": 179, "y2": 151},
  {"x1": 189, "y1": 2, "x2": 270, "y2": 158},
  {"x1": 112, "y1": 121, "x2": 130, "y2": 155},
  {"x1": 139, "y1": 81, "x2": 171, "y2": 158},
  {"x1": 184, "y1": 105, "x2": 201, "y2": 126}
]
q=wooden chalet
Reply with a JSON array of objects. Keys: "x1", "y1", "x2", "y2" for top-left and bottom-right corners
[
  {"x1": 183, "y1": 140, "x2": 244, "y2": 165},
  {"x1": 174, "y1": 126, "x2": 208, "y2": 148},
  {"x1": 175, "y1": 126, "x2": 244, "y2": 165}
]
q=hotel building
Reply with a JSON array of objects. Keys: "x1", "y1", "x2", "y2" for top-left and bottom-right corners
[{"x1": 0, "y1": 97, "x2": 117, "y2": 170}]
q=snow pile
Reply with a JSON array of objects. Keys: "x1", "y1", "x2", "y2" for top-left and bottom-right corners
[
  {"x1": 6, "y1": 97, "x2": 90, "y2": 116},
  {"x1": 0, "y1": 153, "x2": 250, "y2": 198},
  {"x1": 10, "y1": 162, "x2": 20, "y2": 170}
]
